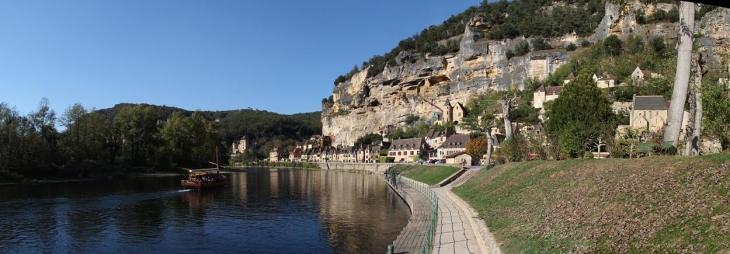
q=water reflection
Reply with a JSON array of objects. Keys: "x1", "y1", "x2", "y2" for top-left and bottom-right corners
[{"x1": 0, "y1": 169, "x2": 409, "y2": 253}]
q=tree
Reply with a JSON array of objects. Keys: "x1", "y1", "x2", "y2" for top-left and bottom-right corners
[
  {"x1": 405, "y1": 115, "x2": 421, "y2": 125},
  {"x1": 114, "y1": 105, "x2": 161, "y2": 166},
  {"x1": 515, "y1": 40, "x2": 531, "y2": 56},
  {"x1": 465, "y1": 137, "x2": 489, "y2": 162},
  {"x1": 624, "y1": 34, "x2": 645, "y2": 55},
  {"x1": 354, "y1": 133, "x2": 383, "y2": 147},
  {"x1": 664, "y1": 1, "x2": 695, "y2": 151},
  {"x1": 545, "y1": 71, "x2": 616, "y2": 157},
  {"x1": 531, "y1": 37, "x2": 552, "y2": 51},
  {"x1": 604, "y1": 34, "x2": 623, "y2": 57},
  {"x1": 499, "y1": 94, "x2": 518, "y2": 139},
  {"x1": 460, "y1": 90, "x2": 500, "y2": 164}
]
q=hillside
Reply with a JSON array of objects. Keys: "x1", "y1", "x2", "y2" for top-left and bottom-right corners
[
  {"x1": 97, "y1": 103, "x2": 322, "y2": 145},
  {"x1": 321, "y1": 0, "x2": 730, "y2": 146},
  {"x1": 453, "y1": 154, "x2": 730, "y2": 252}
]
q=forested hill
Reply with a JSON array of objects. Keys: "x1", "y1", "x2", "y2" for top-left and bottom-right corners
[{"x1": 97, "y1": 103, "x2": 322, "y2": 144}]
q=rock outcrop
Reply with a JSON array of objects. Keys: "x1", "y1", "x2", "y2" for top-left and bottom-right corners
[{"x1": 323, "y1": 2, "x2": 730, "y2": 146}]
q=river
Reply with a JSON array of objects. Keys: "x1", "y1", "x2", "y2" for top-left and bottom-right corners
[{"x1": 0, "y1": 168, "x2": 410, "y2": 253}]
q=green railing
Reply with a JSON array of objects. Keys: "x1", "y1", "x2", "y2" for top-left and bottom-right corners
[{"x1": 398, "y1": 175, "x2": 439, "y2": 254}]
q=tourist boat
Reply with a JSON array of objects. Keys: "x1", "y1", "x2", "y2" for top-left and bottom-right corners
[
  {"x1": 181, "y1": 147, "x2": 227, "y2": 189},
  {"x1": 181, "y1": 169, "x2": 227, "y2": 189}
]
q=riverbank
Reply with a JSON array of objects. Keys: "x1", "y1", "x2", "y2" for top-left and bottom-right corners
[
  {"x1": 453, "y1": 153, "x2": 730, "y2": 253},
  {"x1": 0, "y1": 165, "x2": 190, "y2": 185}
]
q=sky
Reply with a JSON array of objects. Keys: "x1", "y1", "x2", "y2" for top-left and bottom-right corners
[{"x1": 1, "y1": 0, "x2": 482, "y2": 117}]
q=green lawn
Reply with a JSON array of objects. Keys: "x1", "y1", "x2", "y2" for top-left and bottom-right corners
[
  {"x1": 453, "y1": 153, "x2": 730, "y2": 253},
  {"x1": 397, "y1": 164, "x2": 461, "y2": 185}
]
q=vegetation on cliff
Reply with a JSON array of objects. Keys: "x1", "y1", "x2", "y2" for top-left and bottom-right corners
[
  {"x1": 334, "y1": 0, "x2": 606, "y2": 84},
  {"x1": 453, "y1": 153, "x2": 730, "y2": 252}
]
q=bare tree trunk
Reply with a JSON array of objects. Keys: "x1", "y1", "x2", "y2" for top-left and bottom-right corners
[
  {"x1": 664, "y1": 1, "x2": 695, "y2": 151},
  {"x1": 486, "y1": 129, "x2": 493, "y2": 165},
  {"x1": 684, "y1": 54, "x2": 705, "y2": 156},
  {"x1": 685, "y1": 86, "x2": 695, "y2": 156},
  {"x1": 692, "y1": 54, "x2": 703, "y2": 155},
  {"x1": 500, "y1": 95, "x2": 516, "y2": 140}
]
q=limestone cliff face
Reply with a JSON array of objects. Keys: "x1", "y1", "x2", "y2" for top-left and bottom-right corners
[{"x1": 323, "y1": 2, "x2": 730, "y2": 146}]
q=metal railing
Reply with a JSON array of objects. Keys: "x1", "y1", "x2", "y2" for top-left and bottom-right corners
[{"x1": 398, "y1": 175, "x2": 439, "y2": 254}]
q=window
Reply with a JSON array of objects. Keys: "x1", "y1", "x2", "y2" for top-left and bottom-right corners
[
  {"x1": 398, "y1": 152, "x2": 401, "y2": 155},
  {"x1": 410, "y1": 151, "x2": 414, "y2": 155}
]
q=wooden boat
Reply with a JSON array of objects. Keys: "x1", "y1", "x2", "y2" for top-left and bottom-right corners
[
  {"x1": 181, "y1": 147, "x2": 227, "y2": 189},
  {"x1": 181, "y1": 169, "x2": 227, "y2": 189}
]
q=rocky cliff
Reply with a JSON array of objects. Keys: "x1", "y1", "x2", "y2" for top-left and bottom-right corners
[{"x1": 323, "y1": 2, "x2": 730, "y2": 146}]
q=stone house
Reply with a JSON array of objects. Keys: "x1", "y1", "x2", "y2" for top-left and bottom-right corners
[
  {"x1": 631, "y1": 66, "x2": 663, "y2": 80},
  {"x1": 425, "y1": 128, "x2": 454, "y2": 150},
  {"x1": 519, "y1": 122, "x2": 545, "y2": 137},
  {"x1": 627, "y1": 94, "x2": 689, "y2": 134},
  {"x1": 231, "y1": 136, "x2": 249, "y2": 155},
  {"x1": 533, "y1": 85, "x2": 564, "y2": 109},
  {"x1": 289, "y1": 147, "x2": 303, "y2": 162},
  {"x1": 592, "y1": 73, "x2": 617, "y2": 89},
  {"x1": 563, "y1": 72, "x2": 575, "y2": 84},
  {"x1": 445, "y1": 151, "x2": 472, "y2": 167},
  {"x1": 335, "y1": 146, "x2": 354, "y2": 162},
  {"x1": 435, "y1": 99, "x2": 467, "y2": 126},
  {"x1": 367, "y1": 145, "x2": 382, "y2": 163},
  {"x1": 269, "y1": 147, "x2": 289, "y2": 162},
  {"x1": 436, "y1": 134, "x2": 471, "y2": 160},
  {"x1": 388, "y1": 137, "x2": 430, "y2": 162}
]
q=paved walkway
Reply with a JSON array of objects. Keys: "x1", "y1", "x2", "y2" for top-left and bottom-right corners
[
  {"x1": 432, "y1": 167, "x2": 502, "y2": 254},
  {"x1": 390, "y1": 183, "x2": 433, "y2": 254}
]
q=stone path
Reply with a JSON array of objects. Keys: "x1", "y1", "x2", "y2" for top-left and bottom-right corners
[
  {"x1": 389, "y1": 181, "x2": 433, "y2": 254},
  {"x1": 432, "y1": 167, "x2": 502, "y2": 254},
  {"x1": 386, "y1": 167, "x2": 501, "y2": 254}
]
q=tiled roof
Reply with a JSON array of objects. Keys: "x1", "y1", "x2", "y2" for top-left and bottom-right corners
[
  {"x1": 565, "y1": 72, "x2": 575, "y2": 80},
  {"x1": 534, "y1": 85, "x2": 564, "y2": 95},
  {"x1": 389, "y1": 137, "x2": 427, "y2": 150},
  {"x1": 439, "y1": 134, "x2": 470, "y2": 149},
  {"x1": 545, "y1": 86, "x2": 563, "y2": 95},
  {"x1": 633, "y1": 95, "x2": 667, "y2": 110},
  {"x1": 445, "y1": 151, "x2": 470, "y2": 159}
]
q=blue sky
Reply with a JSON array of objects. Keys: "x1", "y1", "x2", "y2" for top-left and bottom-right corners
[{"x1": 1, "y1": 0, "x2": 481, "y2": 116}]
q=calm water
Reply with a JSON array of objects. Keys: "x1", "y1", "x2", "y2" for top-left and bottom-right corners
[{"x1": 0, "y1": 168, "x2": 410, "y2": 253}]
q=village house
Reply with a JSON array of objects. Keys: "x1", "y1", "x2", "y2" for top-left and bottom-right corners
[
  {"x1": 533, "y1": 84, "x2": 563, "y2": 109},
  {"x1": 268, "y1": 147, "x2": 289, "y2": 162},
  {"x1": 436, "y1": 134, "x2": 471, "y2": 159},
  {"x1": 631, "y1": 66, "x2": 663, "y2": 80},
  {"x1": 592, "y1": 73, "x2": 617, "y2": 88},
  {"x1": 618, "y1": 94, "x2": 689, "y2": 136},
  {"x1": 563, "y1": 72, "x2": 575, "y2": 84},
  {"x1": 336, "y1": 146, "x2": 355, "y2": 162},
  {"x1": 519, "y1": 122, "x2": 545, "y2": 137},
  {"x1": 425, "y1": 128, "x2": 454, "y2": 150},
  {"x1": 367, "y1": 145, "x2": 381, "y2": 163},
  {"x1": 445, "y1": 151, "x2": 472, "y2": 167},
  {"x1": 388, "y1": 137, "x2": 430, "y2": 162},
  {"x1": 289, "y1": 147, "x2": 303, "y2": 162}
]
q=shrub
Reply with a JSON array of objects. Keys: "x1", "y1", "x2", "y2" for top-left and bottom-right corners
[
  {"x1": 584, "y1": 151, "x2": 594, "y2": 158},
  {"x1": 566, "y1": 43, "x2": 577, "y2": 51}
]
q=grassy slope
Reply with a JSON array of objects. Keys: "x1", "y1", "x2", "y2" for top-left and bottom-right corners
[
  {"x1": 396, "y1": 165, "x2": 460, "y2": 185},
  {"x1": 453, "y1": 154, "x2": 730, "y2": 253}
]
